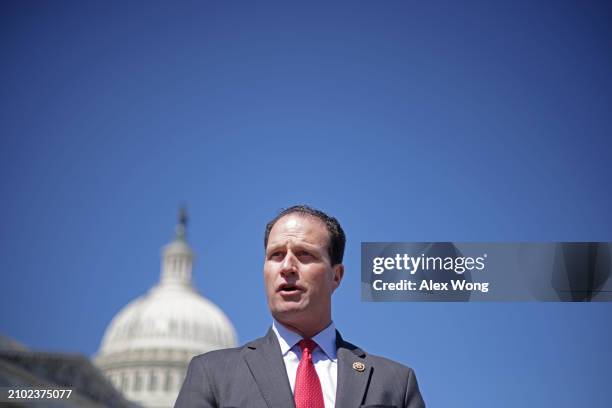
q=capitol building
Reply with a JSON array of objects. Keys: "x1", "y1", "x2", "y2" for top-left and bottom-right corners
[{"x1": 94, "y1": 210, "x2": 237, "y2": 408}]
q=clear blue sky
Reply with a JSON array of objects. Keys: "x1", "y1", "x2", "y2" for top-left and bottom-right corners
[{"x1": 1, "y1": 1, "x2": 611, "y2": 407}]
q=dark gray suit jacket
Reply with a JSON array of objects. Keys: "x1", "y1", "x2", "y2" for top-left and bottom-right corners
[{"x1": 175, "y1": 329, "x2": 425, "y2": 408}]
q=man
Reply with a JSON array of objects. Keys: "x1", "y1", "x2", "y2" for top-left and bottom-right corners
[{"x1": 175, "y1": 205, "x2": 425, "y2": 408}]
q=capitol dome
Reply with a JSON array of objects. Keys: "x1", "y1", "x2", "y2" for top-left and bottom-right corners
[{"x1": 95, "y1": 209, "x2": 237, "y2": 408}]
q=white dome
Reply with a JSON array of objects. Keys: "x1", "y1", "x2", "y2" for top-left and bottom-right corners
[
  {"x1": 94, "y1": 210, "x2": 237, "y2": 408},
  {"x1": 99, "y1": 284, "x2": 236, "y2": 355}
]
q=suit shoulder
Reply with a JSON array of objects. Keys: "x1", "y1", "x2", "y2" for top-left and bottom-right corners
[
  {"x1": 340, "y1": 339, "x2": 425, "y2": 407},
  {"x1": 363, "y1": 350, "x2": 425, "y2": 407},
  {"x1": 189, "y1": 332, "x2": 271, "y2": 365},
  {"x1": 339, "y1": 338, "x2": 416, "y2": 374},
  {"x1": 366, "y1": 351, "x2": 416, "y2": 373},
  {"x1": 190, "y1": 344, "x2": 246, "y2": 365}
]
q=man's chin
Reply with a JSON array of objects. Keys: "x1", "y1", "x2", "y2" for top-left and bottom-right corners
[
  {"x1": 271, "y1": 306, "x2": 307, "y2": 324},
  {"x1": 272, "y1": 305, "x2": 304, "y2": 318}
]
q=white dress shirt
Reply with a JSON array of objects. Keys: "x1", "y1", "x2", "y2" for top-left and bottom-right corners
[{"x1": 272, "y1": 319, "x2": 338, "y2": 408}]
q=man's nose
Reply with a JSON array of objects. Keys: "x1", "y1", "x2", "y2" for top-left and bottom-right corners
[{"x1": 280, "y1": 252, "x2": 298, "y2": 276}]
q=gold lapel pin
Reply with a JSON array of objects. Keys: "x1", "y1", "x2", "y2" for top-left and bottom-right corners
[{"x1": 352, "y1": 361, "x2": 365, "y2": 372}]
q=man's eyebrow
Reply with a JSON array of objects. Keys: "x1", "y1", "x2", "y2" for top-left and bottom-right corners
[{"x1": 265, "y1": 244, "x2": 283, "y2": 253}]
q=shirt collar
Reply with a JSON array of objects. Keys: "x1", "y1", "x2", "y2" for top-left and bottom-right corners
[{"x1": 272, "y1": 318, "x2": 337, "y2": 360}]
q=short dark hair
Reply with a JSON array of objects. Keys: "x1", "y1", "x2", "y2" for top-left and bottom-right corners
[{"x1": 264, "y1": 205, "x2": 346, "y2": 265}]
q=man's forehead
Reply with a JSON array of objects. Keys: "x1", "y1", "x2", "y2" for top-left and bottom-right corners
[
  {"x1": 267, "y1": 214, "x2": 329, "y2": 246},
  {"x1": 281, "y1": 216, "x2": 301, "y2": 230}
]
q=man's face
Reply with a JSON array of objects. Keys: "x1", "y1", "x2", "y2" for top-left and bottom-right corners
[{"x1": 264, "y1": 214, "x2": 343, "y2": 333}]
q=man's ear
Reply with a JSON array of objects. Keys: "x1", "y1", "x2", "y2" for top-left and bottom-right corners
[{"x1": 331, "y1": 264, "x2": 344, "y2": 291}]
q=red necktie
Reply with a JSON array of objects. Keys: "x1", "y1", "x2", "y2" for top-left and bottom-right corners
[{"x1": 294, "y1": 338, "x2": 325, "y2": 408}]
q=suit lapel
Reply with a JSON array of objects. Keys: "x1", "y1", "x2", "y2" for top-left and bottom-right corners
[
  {"x1": 335, "y1": 331, "x2": 372, "y2": 408},
  {"x1": 243, "y1": 328, "x2": 296, "y2": 408}
]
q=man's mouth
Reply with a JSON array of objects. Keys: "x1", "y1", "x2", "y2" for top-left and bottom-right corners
[{"x1": 278, "y1": 283, "x2": 302, "y2": 294}]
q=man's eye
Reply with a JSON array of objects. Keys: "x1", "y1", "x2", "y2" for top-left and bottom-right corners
[
  {"x1": 297, "y1": 251, "x2": 313, "y2": 258},
  {"x1": 270, "y1": 251, "x2": 284, "y2": 259}
]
